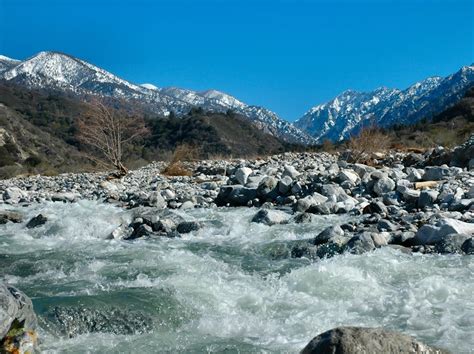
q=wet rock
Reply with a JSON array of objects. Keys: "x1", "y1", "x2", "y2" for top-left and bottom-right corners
[
  {"x1": 0, "y1": 211, "x2": 23, "y2": 224},
  {"x1": 345, "y1": 233, "x2": 375, "y2": 254},
  {"x1": 377, "y1": 219, "x2": 398, "y2": 232},
  {"x1": 301, "y1": 327, "x2": 448, "y2": 354},
  {"x1": 3, "y1": 187, "x2": 24, "y2": 204},
  {"x1": 293, "y1": 213, "x2": 316, "y2": 224},
  {"x1": 148, "y1": 191, "x2": 167, "y2": 209},
  {"x1": 0, "y1": 283, "x2": 38, "y2": 353},
  {"x1": 109, "y1": 224, "x2": 134, "y2": 240},
  {"x1": 128, "y1": 224, "x2": 153, "y2": 240},
  {"x1": 251, "y1": 209, "x2": 289, "y2": 226},
  {"x1": 313, "y1": 225, "x2": 345, "y2": 245},
  {"x1": 176, "y1": 221, "x2": 201, "y2": 234},
  {"x1": 51, "y1": 192, "x2": 78, "y2": 203},
  {"x1": 423, "y1": 165, "x2": 451, "y2": 181},
  {"x1": 461, "y1": 238, "x2": 474, "y2": 254},
  {"x1": 24, "y1": 214, "x2": 47, "y2": 229},
  {"x1": 180, "y1": 201, "x2": 195, "y2": 210},
  {"x1": 414, "y1": 218, "x2": 474, "y2": 245},
  {"x1": 215, "y1": 185, "x2": 257, "y2": 207},
  {"x1": 434, "y1": 233, "x2": 471, "y2": 254},
  {"x1": 45, "y1": 306, "x2": 152, "y2": 337},
  {"x1": 294, "y1": 193, "x2": 328, "y2": 213}
]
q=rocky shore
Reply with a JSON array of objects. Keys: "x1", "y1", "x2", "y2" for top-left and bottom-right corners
[
  {"x1": 1, "y1": 135, "x2": 473, "y2": 257},
  {"x1": 0, "y1": 136, "x2": 473, "y2": 352}
]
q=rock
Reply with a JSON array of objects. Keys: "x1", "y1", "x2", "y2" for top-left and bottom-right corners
[
  {"x1": 257, "y1": 176, "x2": 278, "y2": 198},
  {"x1": 152, "y1": 218, "x2": 176, "y2": 233},
  {"x1": 0, "y1": 211, "x2": 23, "y2": 224},
  {"x1": 128, "y1": 224, "x2": 153, "y2": 240},
  {"x1": 371, "y1": 232, "x2": 390, "y2": 247},
  {"x1": 295, "y1": 193, "x2": 328, "y2": 213},
  {"x1": 180, "y1": 201, "x2": 195, "y2": 209},
  {"x1": 251, "y1": 209, "x2": 289, "y2": 226},
  {"x1": 418, "y1": 190, "x2": 439, "y2": 208},
  {"x1": 373, "y1": 177, "x2": 396, "y2": 196},
  {"x1": 278, "y1": 176, "x2": 293, "y2": 195},
  {"x1": 423, "y1": 166, "x2": 451, "y2": 181},
  {"x1": 313, "y1": 225, "x2": 345, "y2": 245},
  {"x1": 362, "y1": 201, "x2": 388, "y2": 215},
  {"x1": 215, "y1": 185, "x2": 257, "y2": 207},
  {"x1": 461, "y1": 238, "x2": 474, "y2": 254},
  {"x1": 161, "y1": 189, "x2": 176, "y2": 200},
  {"x1": 235, "y1": 167, "x2": 252, "y2": 185},
  {"x1": 345, "y1": 233, "x2": 375, "y2": 254},
  {"x1": 434, "y1": 233, "x2": 471, "y2": 254},
  {"x1": 51, "y1": 192, "x2": 78, "y2": 203},
  {"x1": 301, "y1": 327, "x2": 447, "y2": 354},
  {"x1": 26, "y1": 214, "x2": 47, "y2": 229},
  {"x1": 3, "y1": 187, "x2": 24, "y2": 204},
  {"x1": 109, "y1": 224, "x2": 134, "y2": 240},
  {"x1": 282, "y1": 165, "x2": 300, "y2": 179},
  {"x1": 148, "y1": 191, "x2": 167, "y2": 209},
  {"x1": 320, "y1": 184, "x2": 349, "y2": 202},
  {"x1": 397, "y1": 185, "x2": 420, "y2": 203},
  {"x1": 293, "y1": 213, "x2": 316, "y2": 224},
  {"x1": 377, "y1": 219, "x2": 398, "y2": 232},
  {"x1": 0, "y1": 283, "x2": 38, "y2": 353},
  {"x1": 337, "y1": 169, "x2": 360, "y2": 186},
  {"x1": 176, "y1": 221, "x2": 201, "y2": 234},
  {"x1": 414, "y1": 218, "x2": 474, "y2": 245}
]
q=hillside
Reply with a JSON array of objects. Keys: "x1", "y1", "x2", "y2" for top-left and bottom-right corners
[{"x1": 0, "y1": 83, "x2": 300, "y2": 177}]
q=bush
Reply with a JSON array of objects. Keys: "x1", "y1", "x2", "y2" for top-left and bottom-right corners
[
  {"x1": 346, "y1": 124, "x2": 391, "y2": 163},
  {"x1": 161, "y1": 144, "x2": 199, "y2": 176}
]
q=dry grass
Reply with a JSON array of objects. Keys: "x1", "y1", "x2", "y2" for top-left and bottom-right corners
[
  {"x1": 346, "y1": 125, "x2": 391, "y2": 163},
  {"x1": 161, "y1": 144, "x2": 199, "y2": 176}
]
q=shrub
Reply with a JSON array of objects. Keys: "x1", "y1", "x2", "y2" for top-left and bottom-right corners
[{"x1": 346, "y1": 124, "x2": 391, "y2": 163}]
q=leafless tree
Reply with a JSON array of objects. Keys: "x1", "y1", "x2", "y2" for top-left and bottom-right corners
[{"x1": 77, "y1": 99, "x2": 149, "y2": 175}]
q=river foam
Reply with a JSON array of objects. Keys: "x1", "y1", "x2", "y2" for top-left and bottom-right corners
[{"x1": 1, "y1": 201, "x2": 473, "y2": 353}]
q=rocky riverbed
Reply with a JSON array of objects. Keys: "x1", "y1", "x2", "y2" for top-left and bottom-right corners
[{"x1": 0, "y1": 136, "x2": 473, "y2": 352}]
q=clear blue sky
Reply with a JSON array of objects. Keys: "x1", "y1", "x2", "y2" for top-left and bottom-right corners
[{"x1": 0, "y1": 0, "x2": 473, "y2": 120}]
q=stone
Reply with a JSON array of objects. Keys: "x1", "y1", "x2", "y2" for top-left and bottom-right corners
[
  {"x1": 397, "y1": 185, "x2": 420, "y2": 203},
  {"x1": 373, "y1": 177, "x2": 396, "y2": 196},
  {"x1": 434, "y1": 233, "x2": 471, "y2": 254},
  {"x1": 313, "y1": 225, "x2": 345, "y2": 245},
  {"x1": 148, "y1": 191, "x2": 167, "y2": 209},
  {"x1": 26, "y1": 214, "x2": 47, "y2": 229},
  {"x1": 337, "y1": 169, "x2": 360, "y2": 186},
  {"x1": 0, "y1": 283, "x2": 38, "y2": 353},
  {"x1": 377, "y1": 219, "x2": 398, "y2": 232},
  {"x1": 257, "y1": 176, "x2": 278, "y2": 198},
  {"x1": 423, "y1": 166, "x2": 451, "y2": 181},
  {"x1": 215, "y1": 185, "x2": 257, "y2": 207},
  {"x1": 251, "y1": 209, "x2": 289, "y2": 226},
  {"x1": 294, "y1": 193, "x2": 328, "y2": 213},
  {"x1": 51, "y1": 192, "x2": 78, "y2": 203},
  {"x1": 362, "y1": 201, "x2": 388, "y2": 215},
  {"x1": 461, "y1": 238, "x2": 474, "y2": 254},
  {"x1": 180, "y1": 201, "x2": 195, "y2": 209},
  {"x1": 110, "y1": 224, "x2": 134, "y2": 240},
  {"x1": 320, "y1": 184, "x2": 349, "y2": 202},
  {"x1": 413, "y1": 218, "x2": 474, "y2": 245},
  {"x1": 0, "y1": 211, "x2": 23, "y2": 224},
  {"x1": 282, "y1": 165, "x2": 300, "y2": 179},
  {"x1": 176, "y1": 221, "x2": 201, "y2": 234},
  {"x1": 278, "y1": 176, "x2": 293, "y2": 195},
  {"x1": 3, "y1": 187, "x2": 23, "y2": 204},
  {"x1": 418, "y1": 190, "x2": 439, "y2": 208},
  {"x1": 235, "y1": 167, "x2": 252, "y2": 185},
  {"x1": 345, "y1": 232, "x2": 376, "y2": 254},
  {"x1": 161, "y1": 189, "x2": 176, "y2": 200},
  {"x1": 128, "y1": 224, "x2": 153, "y2": 240},
  {"x1": 293, "y1": 213, "x2": 316, "y2": 224},
  {"x1": 301, "y1": 327, "x2": 447, "y2": 354}
]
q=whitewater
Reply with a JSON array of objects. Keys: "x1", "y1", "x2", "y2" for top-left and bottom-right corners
[{"x1": 1, "y1": 200, "x2": 473, "y2": 353}]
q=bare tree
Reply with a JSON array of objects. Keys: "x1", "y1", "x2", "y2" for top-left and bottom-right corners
[{"x1": 77, "y1": 99, "x2": 149, "y2": 175}]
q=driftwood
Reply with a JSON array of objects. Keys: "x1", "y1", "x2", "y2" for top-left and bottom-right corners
[{"x1": 414, "y1": 181, "x2": 438, "y2": 190}]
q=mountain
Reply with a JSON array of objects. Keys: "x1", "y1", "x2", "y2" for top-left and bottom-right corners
[
  {"x1": 0, "y1": 51, "x2": 315, "y2": 145},
  {"x1": 295, "y1": 65, "x2": 474, "y2": 142}
]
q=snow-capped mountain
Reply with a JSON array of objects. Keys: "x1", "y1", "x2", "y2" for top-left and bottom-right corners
[
  {"x1": 0, "y1": 51, "x2": 315, "y2": 145},
  {"x1": 295, "y1": 65, "x2": 474, "y2": 142}
]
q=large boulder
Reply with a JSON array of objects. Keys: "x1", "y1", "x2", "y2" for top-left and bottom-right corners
[
  {"x1": 294, "y1": 193, "x2": 328, "y2": 213},
  {"x1": 313, "y1": 225, "x2": 345, "y2": 245},
  {"x1": 234, "y1": 167, "x2": 252, "y2": 185},
  {"x1": 215, "y1": 185, "x2": 257, "y2": 206},
  {"x1": 0, "y1": 283, "x2": 38, "y2": 353},
  {"x1": 301, "y1": 327, "x2": 447, "y2": 354},
  {"x1": 423, "y1": 166, "x2": 451, "y2": 181},
  {"x1": 413, "y1": 218, "x2": 474, "y2": 245},
  {"x1": 373, "y1": 177, "x2": 396, "y2": 196},
  {"x1": 251, "y1": 209, "x2": 289, "y2": 226},
  {"x1": 0, "y1": 211, "x2": 23, "y2": 224}
]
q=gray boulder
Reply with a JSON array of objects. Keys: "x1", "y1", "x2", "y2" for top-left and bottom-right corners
[
  {"x1": 148, "y1": 191, "x2": 167, "y2": 209},
  {"x1": 251, "y1": 209, "x2": 289, "y2": 226},
  {"x1": 278, "y1": 176, "x2": 293, "y2": 195},
  {"x1": 301, "y1": 327, "x2": 448, "y2": 354},
  {"x1": 345, "y1": 233, "x2": 375, "y2": 254},
  {"x1": 423, "y1": 166, "x2": 451, "y2": 181},
  {"x1": 434, "y1": 233, "x2": 471, "y2": 254},
  {"x1": 0, "y1": 283, "x2": 38, "y2": 353},
  {"x1": 295, "y1": 193, "x2": 328, "y2": 213},
  {"x1": 314, "y1": 225, "x2": 345, "y2": 245},
  {"x1": 235, "y1": 167, "x2": 252, "y2": 185},
  {"x1": 418, "y1": 190, "x2": 439, "y2": 208},
  {"x1": 215, "y1": 185, "x2": 257, "y2": 206},
  {"x1": 320, "y1": 184, "x2": 349, "y2": 202},
  {"x1": 3, "y1": 187, "x2": 24, "y2": 204},
  {"x1": 0, "y1": 211, "x2": 23, "y2": 224},
  {"x1": 26, "y1": 214, "x2": 48, "y2": 229},
  {"x1": 282, "y1": 165, "x2": 300, "y2": 179},
  {"x1": 176, "y1": 221, "x2": 201, "y2": 234},
  {"x1": 373, "y1": 177, "x2": 396, "y2": 196},
  {"x1": 462, "y1": 238, "x2": 474, "y2": 254},
  {"x1": 257, "y1": 176, "x2": 278, "y2": 198},
  {"x1": 414, "y1": 218, "x2": 474, "y2": 245}
]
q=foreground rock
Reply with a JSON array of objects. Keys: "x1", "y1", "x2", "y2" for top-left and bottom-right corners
[
  {"x1": 301, "y1": 327, "x2": 448, "y2": 354},
  {"x1": 0, "y1": 283, "x2": 38, "y2": 353}
]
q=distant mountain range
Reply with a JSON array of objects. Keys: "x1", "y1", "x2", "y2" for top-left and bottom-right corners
[
  {"x1": 295, "y1": 65, "x2": 474, "y2": 142},
  {"x1": 0, "y1": 51, "x2": 473, "y2": 144},
  {"x1": 0, "y1": 51, "x2": 314, "y2": 145}
]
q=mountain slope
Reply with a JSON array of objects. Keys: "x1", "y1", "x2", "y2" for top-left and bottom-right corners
[
  {"x1": 295, "y1": 65, "x2": 474, "y2": 142},
  {"x1": 0, "y1": 51, "x2": 314, "y2": 145}
]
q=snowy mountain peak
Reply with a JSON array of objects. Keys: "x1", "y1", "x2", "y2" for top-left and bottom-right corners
[
  {"x1": 140, "y1": 83, "x2": 159, "y2": 90},
  {"x1": 0, "y1": 51, "x2": 315, "y2": 145},
  {"x1": 295, "y1": 65, "x2": 474, "y2": 142},
  {"x1": 0, "y1": 55, "x2": 20, "y2": 63}
]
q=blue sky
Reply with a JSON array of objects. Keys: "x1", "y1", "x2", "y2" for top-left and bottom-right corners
[{"x1": 0, "y1": 0, "x2": 472, "y2": 120}]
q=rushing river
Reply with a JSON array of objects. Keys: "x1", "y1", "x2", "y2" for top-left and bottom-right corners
[{"x1": 1, "y1": 201, "x2": 473, "y2": 353}]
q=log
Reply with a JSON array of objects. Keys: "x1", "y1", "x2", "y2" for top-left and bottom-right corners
[{"x1": 414, "y1": 181, "x2": 438, "y2": 190}]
